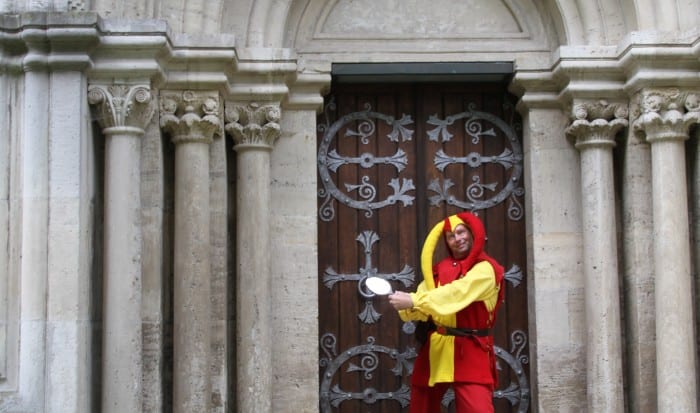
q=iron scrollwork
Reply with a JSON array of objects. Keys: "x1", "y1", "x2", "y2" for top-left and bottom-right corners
[
  {"x1": 320, "y1": 330, "x2": 530, "y2": 412},
  {"x1": 318, "y1": 99, "x2": 416, "y2": 222},
  {"x1": 441, "y1": 330, "x2": 531, "y2": 412},
  {"x1": 322, "y1": 230, "x2": 415, "y2": 324},
  {"x1": 319, "y1": 334, "x2": 417, "y2": 412},
  {"x1": 427, "y1": 104, "x2": 525, "y2": 220},
  {"x1": 494, "y1": 330, "x2": 531, "y2": 412}
]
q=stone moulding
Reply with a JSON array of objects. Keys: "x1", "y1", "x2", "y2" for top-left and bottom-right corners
[
  {"x1": 4, "y1": 13, "x2": 700, "y2": 117},
  {"x1": 511, "y1": 34, "x2": 700, "y2": 112},
  {"x1": 0, "y1": 13, "x2": 328, "y2": 110}
]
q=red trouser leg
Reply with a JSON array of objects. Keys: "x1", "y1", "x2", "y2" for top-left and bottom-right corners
[
  {"x1": 409, "y1": 382, "x2": 449, "y2": 413},
  {"x1": 453, "y1": 382, "x2": 494, "y2": 413}
]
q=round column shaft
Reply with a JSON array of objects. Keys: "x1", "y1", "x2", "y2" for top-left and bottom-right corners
[
  {"x1": 102, "y1": 126, "x2": 145, "y2": 413},
  {"x1": 236, "y1": 147, "x2": 272, "y2": 412},
  {"x1": 160, "y1": 91, "x2": 221, "y2": 413},
  {"x1": 567, "y1": 105, "x2": 627, "y2": 413},
  {"x1": 173, "y1": 139, "x2": 212, "y2": 411},
  {"x1": 225, "y1": 102, "x2": 281, "y2": 413},
  {"x1": 633, "y1": 89, "x2": 699, "y2": 413},
  {"x1": 88, "y1": 85, "x2": 155, "y2": 413},
  {"x1": 650, "y1": 137, "x2": 696, "y2": 412},
  {"x1": 578, "y1": 143, "x2": 624, "y2": 411}
]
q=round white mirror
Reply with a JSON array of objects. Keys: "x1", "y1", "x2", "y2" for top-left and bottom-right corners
[{"x1": 365, "y1": 277, "x2": 393, "y2": 295}]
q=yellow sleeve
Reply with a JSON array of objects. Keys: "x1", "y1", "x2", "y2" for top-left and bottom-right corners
[
  {"x1": 409, "y1": 261, "x2": 498, "y2": 318},
  {"x1": 398, "y1": 280, "x2": 430, "y2": 322}
]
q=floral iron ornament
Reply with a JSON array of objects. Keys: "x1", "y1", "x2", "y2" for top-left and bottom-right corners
[
  {"x1": 426, "y1": 103, "x2": 524, "y2": 221},
  {"x1": 319, "y1": 331, "x2": 530, "y2": 412},
  {"x1": 318, "y1": 99, "x2": 416, "y2": 222},
  {"x1": 323, "y1": 230, "x2": 415, "y2": 324}
]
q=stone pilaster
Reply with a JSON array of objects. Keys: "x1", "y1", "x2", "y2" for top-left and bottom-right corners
[
  {"x1": 140, "y1": 108, "x2": 168, "y2": 413},
  {"x1": 18, "y1": 28, "x2": 50, "y2": 411},
  {"x1": 225, "y1": 102, "x2": 280, "y2": 413},
  {"x1": 208, "y1": 117, "x2": 229, "y2": 413},
  {"x1": 511, "y1": 78, "x2": 587, "y2": 412},
  {"x1": 694, "y1": 126, "x2": 700, "y2": 411},
  {"x1": 621, "y1": 97, "x2": 656, "y2": 413},
  {"x1": 566, "y1": 100, "x2": 627, "y2": 413},
  {"x1": 632, "y1": 88, "x2": 700, "y2": 413},
  {"x1": 0, "y1": 41, "x2": 8, "y2": 385},
  {"x1": 88, "y1": 83, "x2": 155, "y2": 413},
  {"x1": 271, "y1": 63, "x2": 330, "y2": 411},
  {"x1": 160, "y1": 90, "x2": 221, "y2": 413}
]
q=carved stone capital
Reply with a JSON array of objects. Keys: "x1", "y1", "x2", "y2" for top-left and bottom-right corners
[
  {"x1": 159, "y1": 90, "x2": 222, "y2": 145},
  {"x1": 565, "y1": 100, "x2": 629, "y2": 150},
  {"x1": 87, "y1": 84, "x2": 155, "y2": 134},
  {"x1": 632, "y1": 88, "x2": 700, "y2": 143},
  {"x1": 224, "y1": 103, "x2": 281, "y2": 150}
]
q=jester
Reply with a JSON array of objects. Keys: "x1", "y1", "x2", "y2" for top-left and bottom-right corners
[{"x1": 389, "y1": 212, "x2": 505, "y2": 412}]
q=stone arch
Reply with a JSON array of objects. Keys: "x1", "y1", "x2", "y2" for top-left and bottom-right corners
[
  {"x1": 276, "y1": 0, "x2": 644, "y2": 71},
  {"x1": 274, "y1": 0, "x2": 638, "y2": 59},
  {"x1": 11, "y1": 0, "x2": 649, "y2": 48},
  {"x1": 283, "y1": 0, "x2": 560, "y2": 67},
  {"x1": 550, "y1": 0, "x2": 636, "y2": 46},
  {"x1": 83, "y1": 0, "x2": 639, "y2": 50}
]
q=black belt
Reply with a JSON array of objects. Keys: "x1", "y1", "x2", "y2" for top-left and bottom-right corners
[{"x1": 435, "y1": 326, "x2": 491, "y2": 337}]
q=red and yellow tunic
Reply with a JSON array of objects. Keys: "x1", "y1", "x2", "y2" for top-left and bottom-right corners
[{"x1": 399, "y1": 258, "x2": 502, "y2": 387}]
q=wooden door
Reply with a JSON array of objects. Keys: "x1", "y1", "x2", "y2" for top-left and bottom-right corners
[{"x1": 317, "y1": 83, "x2": 529, "y2": 413}]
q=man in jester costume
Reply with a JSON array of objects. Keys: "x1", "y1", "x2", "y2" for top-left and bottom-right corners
[{"x1": 389, "y1": 212, "x2": 505, "y2": 412}]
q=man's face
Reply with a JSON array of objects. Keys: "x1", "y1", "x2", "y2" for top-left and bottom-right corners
[{"x1": 445, "y1": 224, "x2": 472, "y2": 259}]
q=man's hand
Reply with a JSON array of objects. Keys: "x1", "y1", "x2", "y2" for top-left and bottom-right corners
[{"x1": 388, "y1": 291, "x2": 414, "y2": 310}]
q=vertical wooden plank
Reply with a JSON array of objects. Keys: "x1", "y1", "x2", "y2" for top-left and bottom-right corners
[{"x1": 335, "y1": 90, "x2": 358, "y2": 413}]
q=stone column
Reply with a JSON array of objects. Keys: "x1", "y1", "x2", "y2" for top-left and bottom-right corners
[
  {"x1": 565, "y1": 100, "x2": 627, "y2": 412},
  {"x1": 88, "y1": 84, "x2": 155, "y2": 413},
  {"x1": 225, "y1": 102, "x2": 280, "y2": 413},
  {"x1": 632, "y1": 88, "x2": 700, "y2": 413},
  {"x1": 160, "y1": 90, "x2": 221, "y2": 413}
]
